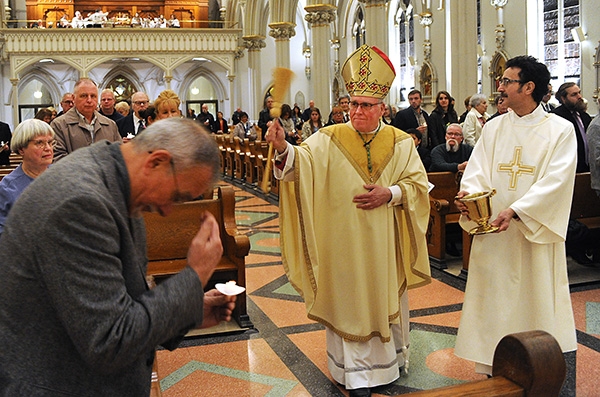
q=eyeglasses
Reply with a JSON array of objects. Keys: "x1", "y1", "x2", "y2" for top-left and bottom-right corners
[
  {"x1": 446, "y1": 132, "x2": 463, "y2": 138},
  {"x1": 30, "y1": 139, "x2": 56, "y2": 149},
  {"x1": 133, "y1": 101, "x2": 149, "y2": 106},
  {"x1": 498, "y1": 78, "x2": 523, "y2": 86},
  {"x1": 349, "y1": 101, "x2": 382, "y2": 111},
  {"x1": 62, "y1": 100, "x2": 74, "y2": 105}
]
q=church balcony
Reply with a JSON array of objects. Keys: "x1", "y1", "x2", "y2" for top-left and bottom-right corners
[{"x1": 0, "y1": 28, "x2": 242, "y2": 77}]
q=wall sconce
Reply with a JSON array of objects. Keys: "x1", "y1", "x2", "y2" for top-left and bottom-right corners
[
  {"x1": 303, "y1": 45, "x2": 311, "y2": 80},
  {"x1": 191, "y1": 87, "x2": 199, "y2": 96},
  {"x1": 572, "y1": 26, "x2": 586, "y2": 43},
  {"x1": 33, "y1": 90, "x2": 43, "y2": 99}
]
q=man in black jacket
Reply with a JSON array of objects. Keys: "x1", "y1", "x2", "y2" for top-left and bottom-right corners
[
  {"x1": 551, "y1": 82, "x2": 592, "y2": 173},
  {"x1": 392, "y1": 89, "x2": 431, "y2": 148},
  {"x1": 116, "y1": 91, "x2": 150, "y2": 138}
]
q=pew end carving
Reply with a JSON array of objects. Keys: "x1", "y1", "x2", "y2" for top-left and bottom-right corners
[{"x1": 144, "y1": 185, "x2": 252, "y2": 329}]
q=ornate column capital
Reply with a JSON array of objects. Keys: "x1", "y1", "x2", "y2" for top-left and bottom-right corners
[
  {"x1": 268, "y1": 22, "x2": 296, "y2": 40},
  {"x1": 357, "y1": 0, "x2": 390, "y2": 6},
  {"x1": 490, "y1": 0, "x2": 508, "y2": 8},
  {"x1": 304, "y1": 4, "x2": 337, "y2": 26},
  {"x1": 10, "y1": 78, "x2": 19, "y2": 86},
  {"x1": 242, "y1": 35, "x2": 266, "y2": 51},
  {"x1": 419, "y1": 10, "x2": 433, "y2": 26},
  {"x1": 495, "y1": 25, "x2": 505, "y2": 49},
  {"x1": 234, "y1": 46, "x2": 245, "y2": 60}
]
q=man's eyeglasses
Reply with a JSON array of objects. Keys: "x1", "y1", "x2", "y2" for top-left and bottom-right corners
[
  {"x1": 30, "y1": 139, "x2": 56, "y2": 149},
  {"x1": 349, "y1": 101, "x2": 382, "y2": 111},
  {"x1": 61, "y1": 100, "x2": 74, "y2": 105},
  {"x1": 446, "y1": 132, "x2": 463, "y2": 138},
  {"x1": 133, "y1": 101, "x2": 149, "y2": 106},
  {"x1": 498, "y1": 78, "x2": 523, "y2": 86}
]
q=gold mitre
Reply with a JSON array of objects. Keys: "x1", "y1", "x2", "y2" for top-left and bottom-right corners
[{"x1": 341, "y1": 45, "x2": 396, "y2": 99}]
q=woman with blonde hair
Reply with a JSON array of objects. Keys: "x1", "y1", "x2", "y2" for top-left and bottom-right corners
[{"x1": 154, "y1": 89, "x2": 182, "y2": 120}]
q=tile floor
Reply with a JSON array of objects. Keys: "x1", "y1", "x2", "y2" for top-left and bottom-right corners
[{"x1": 155, "y1": 182, "x2": 600, "y2": 396}]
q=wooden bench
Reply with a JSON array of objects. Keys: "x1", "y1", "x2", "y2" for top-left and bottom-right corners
[
  {"x1": 570, "y1": 172, "x2": 600, "y2": 230},
  {"x1": 408, "y1": 330, "x2": 566, "y2": 396},
  {"x1": 143, "y1": 185, "x2": 252, "y2": 329},
  {"x1": 427, "y1": 171, "x2": 471, "y2": 272}
]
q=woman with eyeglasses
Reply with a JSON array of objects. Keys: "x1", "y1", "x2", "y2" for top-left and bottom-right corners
[{"x1": 0, "y1": 119, "x2": 54, "y2": 235}]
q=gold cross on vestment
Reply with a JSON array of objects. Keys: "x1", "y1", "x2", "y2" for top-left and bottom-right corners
[{"x1": 497, "y1": 147, "x2": 535, "y2": 190}]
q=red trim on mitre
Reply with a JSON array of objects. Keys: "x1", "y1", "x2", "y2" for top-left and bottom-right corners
[{"x1": 370, "y1": 46, "x2": 395, "y2": 75}]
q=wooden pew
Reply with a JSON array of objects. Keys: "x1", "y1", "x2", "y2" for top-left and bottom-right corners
[
  {"x1": 408, "y1": 330, "x2": 566, "y2": 397},
  {"x1": 570, "y1": 172, "x2": 600, "y2": 230},
  {"x1": 243, "y1": 139, "x2": 257, "y2": 185},
  {"x1": 213, "y1": 135, "x2": 227, "y2": 175},
  {"x1": 232, "y1": 138, "x2": 245, "y2": 180},
  {"x1": 427, "y1": 171, "x2": 471, "y2": 270},
  {"x1": 143, "y1": 185, "x2": 252, "y2": 329}
]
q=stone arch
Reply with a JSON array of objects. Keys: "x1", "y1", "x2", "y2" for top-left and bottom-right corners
[
  {"x1": 180, "y1": 67, "x2": 228, "y2": 105},
  {"x1": 17, "y1": 68, "x2": 63, "y2": 107}
]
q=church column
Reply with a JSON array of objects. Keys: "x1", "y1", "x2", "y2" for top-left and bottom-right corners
[
  {"x1": 231, "y1": 46, "x2": 245, "y2": 115},
  {"x1": 268, "y1": 22, "x2": 296, "y2": 105},
  {"x1": 304, "y1": 4, "x2": 336, "y2": 112},
  {"x1": 227, "y1": 73, "x2": 235, "y2": 121},
  {"x1": 164, "y1": 75, "x2": 172, "y2": 90},
  {"x1": 242, "y1": 35, "x2": 266, "y2": 122},
  {"x1": 10, "y1": 78, "x2": 18, "y2": 125},
  {"x1": 448, "y1": 0, "x2": 478, "y2": 112},
  {"x1": 358, "y1": 0, "x2": 390, "y2": 51}
]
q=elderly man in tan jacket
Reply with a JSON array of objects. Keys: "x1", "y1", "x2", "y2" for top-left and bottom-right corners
[{"x1": 51, "y1": 78, "x2": 121, "y2": 162}]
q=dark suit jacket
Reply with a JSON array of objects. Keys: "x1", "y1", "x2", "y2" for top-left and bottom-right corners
[
  {"x1": 392, "y1": 107, "x2": 430, "y2": 146},
  {"x1": 116, "y1": 113, "x2": 136, "y2": 138},
  {"x1": 0, "y1": 141, "x2": 204, "y2": 395},
  {"x1": 213, "y1": 118, "x2": 228, "y2": 134},
  {"x1": 0, "y1": 121, "x2": 12, "y2": 166},
  {"x1": 551, "y1": 105, "x2": 592, "y2": 173},
  {"x1": 100, "y1": 109, "x2": 125, "y2": 123}
]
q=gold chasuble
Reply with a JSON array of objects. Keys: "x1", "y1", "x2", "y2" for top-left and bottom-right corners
[{"x1": 279, "y1": 122, "x2": 431, "y2": 342}]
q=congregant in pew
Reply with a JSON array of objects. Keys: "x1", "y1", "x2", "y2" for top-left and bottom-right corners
[
  {"x1": 407, "y1": 128, "x2": 431, "y2": 171},
  {"x1": 0, "y1": 118, "x2": 236, "y2": 396},
  {"x1": 588, "y1": 96, "x2": 600, "y2": 198},
  {"x1": 429, "y1": 123, "x2": 472, "y2": 173},
  {"x1": 0, "y1": 119, "x2": 53, "y2": 235},
  {"x1": 51, "y1": 78, "x2": 121, "y2": 162},
  {"x1": 154, "y1": 89, "x2": 182, "y2": 121},
  {"x1": 454, "y1": 55, "x2": 578, "y2": 396},
  {"x1": 232, "y1": 112, "x2": 257, "y2": 146}
]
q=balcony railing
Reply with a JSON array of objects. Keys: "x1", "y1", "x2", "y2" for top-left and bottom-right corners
[{"x1": 2, "y1": 28, "x2": 241, "y2": 55}]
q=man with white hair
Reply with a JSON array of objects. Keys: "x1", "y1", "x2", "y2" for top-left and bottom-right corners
[{"x1": 429, "y1": 123, "x2": 472, "y2": 172}]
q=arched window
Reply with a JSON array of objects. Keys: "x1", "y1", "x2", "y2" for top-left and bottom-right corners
[
  {"x1": 186, "y1": 76, "x2": 218, "y2": 120},
  {"x1": 396, "y1": 2, "x2": 415, "y2": 102},
  {"x1": 543, "y1": 0, "x2": 581, "y2": 84},
  {"x1": 18, "y1": 79, "x2": 53, "y2": 123},
  {"x1": 353, "y1": 6, "x2": 366, "y2": 48}
]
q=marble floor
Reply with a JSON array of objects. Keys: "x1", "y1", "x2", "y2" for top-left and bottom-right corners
[{"x1": 155, "y1": 182, "x2": 600, "y2": 396}]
